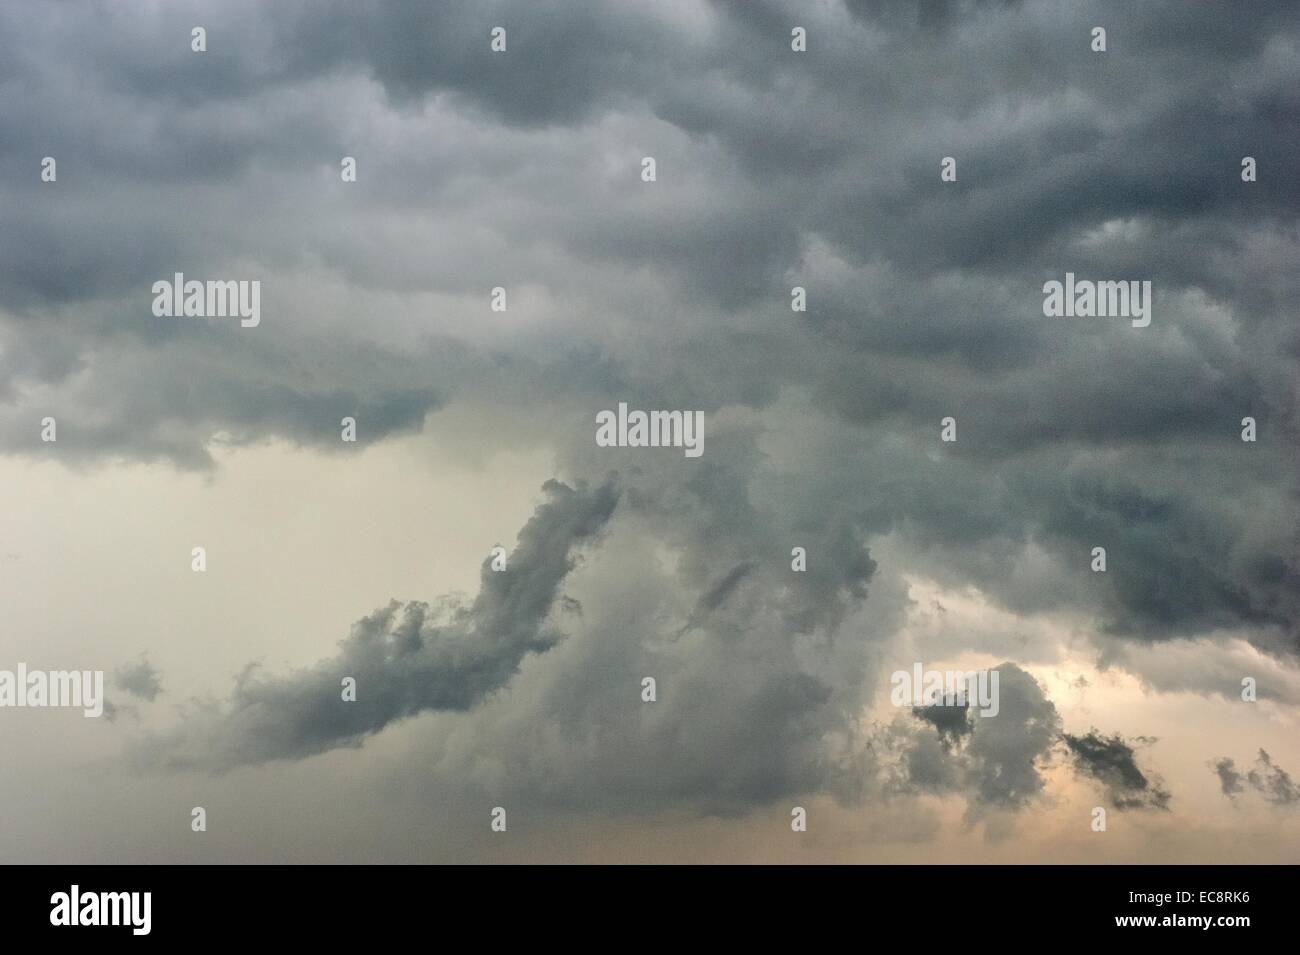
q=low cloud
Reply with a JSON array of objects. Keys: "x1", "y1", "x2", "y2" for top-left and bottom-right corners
[
  {"x1": 1062, "y1": 730, "x2": 1172, "y2": 811},
  {"x1": 114, "y1": 656, "x2": 163, "y2": 702},
  {"x1": 890, "y1": 664, "x2": 1063, "y2": 814},
  {"x1": 130, "y1": 478, "x2": 619, "y2": 771},
  {"x1": 1213, "y1": 749, "x2": 1300, "y2": 805}
]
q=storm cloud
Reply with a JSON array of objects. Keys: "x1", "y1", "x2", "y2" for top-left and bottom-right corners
[
  {"x1": 131, "y1": 478, "x2": 618, "y2": 770},
  {"x1": 891, "y1": 664, "x2": 1063, "y2": 812},
  {"x1": 1, "y1": 0, "x2": 1298, "y2": 858}
]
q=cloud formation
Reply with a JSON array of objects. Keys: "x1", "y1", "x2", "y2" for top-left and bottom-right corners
[
  {"x1": 1062, "y1": 730, "x2": 1172, "y2": 811},
  {"x1": 0, "y1": 0, "x2": 1296, "y2": 849},
  {"x1": 131, "y1": 478, "x2": 618, "y2": 770},
  {"x1": 114, "y1": 656, "x2": 164, "y2": 702},
  {"x1": 1213, "y1": 749, "x2": 1300, "y2": 806},
  {"x1": 889, "y1": 664, "x2": 1063, "y2": 813}
]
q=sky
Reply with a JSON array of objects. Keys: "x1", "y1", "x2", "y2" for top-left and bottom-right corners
[{"x1": 0, "y1": 0, "x2": 1297, "y2": 863}]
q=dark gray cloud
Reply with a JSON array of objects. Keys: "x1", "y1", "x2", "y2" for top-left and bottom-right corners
[
  {"x1": 114, "y1": 656, "x2": 163, "y2": 702},
  {"x1": 912, "y1": 699, "x2": 973, "y2": 749},
  {"x1": 676, "y1": 559, "x2": 757, "y2": 637},
  {"x1": 890, "y1": 664, "x2": 1063, "y2": 813},
  {"x1": 1247, "y1": 749, "x2": 1300, "y2": 805},
  {"x1": 1062, "y1": 730, "x2": 1172, "y2": 811},
  {"x1": 1, "y1": 0, "x2": 1296, "y2": 827},
  {"x1": 964, "y1": 664, "x2": 1062, "y2": 809},
  {"x1": 1214, "y1": 749, "x2": 1300, "y2": 806},
  {"x1": 1212, "y1": 756, "x2": 1245, "y2": 797},
  {"x1": 131, "y1": 478, "x2": 618, "y2": 770},
  {"x1": 896, "y1": 670, "x2": 1183, "y2": 818},
  {"x1": 0, "y1": 321, "x2": 445, "y2": 467}
]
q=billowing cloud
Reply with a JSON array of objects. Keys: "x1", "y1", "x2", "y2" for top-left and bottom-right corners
[
  {"x1": 131, "y1": 478, "x2": 619, "y2": 770},
  {"x1": 0, "y1": 0, "x2": 1296, "y2": 856},
  {"x1": 888, "y1": 664, "x2": 1063, "y2": 814}
]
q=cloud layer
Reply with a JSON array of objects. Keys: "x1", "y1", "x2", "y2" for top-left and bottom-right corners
[
  {"x1": 132, "y1": 478, "x2": 618, "y2": 770},
  {"x1": 1, "y1": 0, "x2": 1297, "y2": 853}
]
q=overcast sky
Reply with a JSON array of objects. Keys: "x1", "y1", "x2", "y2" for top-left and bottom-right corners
[{"x1": 0, "y1": 0, "x2": 1297, "y2": 862}]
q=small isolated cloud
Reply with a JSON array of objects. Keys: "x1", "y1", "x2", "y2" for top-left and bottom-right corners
[
  {"x1": 1211, "y1": 756, "x2": 1246, "y2": 796},
  {"x1": 1062, "y1": 730, "x2": 1172, "y2": 811},
  {"x1": 1213, "y1": 749, "x2": 1300, "y2": 806},
  {"x1": 1248, "y1": 750, "x2": 1300, "y2": 805},
  {"x1": 113, "y1": 656, "x2": 163, "y2": 702}
]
